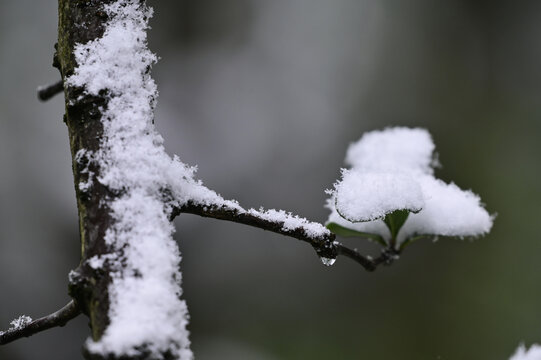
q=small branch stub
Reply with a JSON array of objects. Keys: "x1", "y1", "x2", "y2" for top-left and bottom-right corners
[{"x1": 37, "y1": 80, "x2": 64, "y2": 101}]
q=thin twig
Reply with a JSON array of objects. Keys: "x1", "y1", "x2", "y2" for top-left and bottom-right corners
[
  {"x1": 335, "y1": 244, "x2": 377, "y2": 270},
  {"x1": 175, "y1": 202, "x2": 394, "y2": 271},
  {"x1": 37, "y1": 80, "x2": 64, "y2": 101},
  {"x1": 0, "y1": 300, "x2": 81, "y2": 345},
  {"x1": 336, "y1": 244, "x2": 400, "y2": 270}
]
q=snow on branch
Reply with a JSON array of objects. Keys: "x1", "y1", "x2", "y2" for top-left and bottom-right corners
[
  {"x1": 326, "y1": 127, "x2": 494, "y2": 249},
  {"x1": 61, "y1": 0, "x2": 494, "y2": 358},
  {"x1": 174, "y1": 201, "x2": 395, "y2": 271},
  {"x1": 0, "y1": 301, "x2": 81, "y2": 345},
  {"x1": 68, "y1": 1, "x2": 195, "y2": 358},
  {"x1": 175, "y1": 202, "x2": 331, "y2": 244}
]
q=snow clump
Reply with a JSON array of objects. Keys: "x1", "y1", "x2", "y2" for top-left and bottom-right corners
[
  {"x1": 9, "y1": 315, "x2": 32, "y2": 330},
  {"x1": 510, "y1": 344, "x2": 541, "y2": 360},
  {"x1": 327, "y1": 127, "x2": 493, "y2": 245}
]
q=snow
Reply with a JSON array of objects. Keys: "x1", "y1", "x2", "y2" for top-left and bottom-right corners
[
  {"x1": 325, "y1": 199, "x2": 391, "y2": 240},
  {"x1": 510, "y1": 344, "x2": 541, "y2": 360},
  {"x1": 5, "y1": 315, "x2": 33, "y2": 332},
  {"x1": 332, "y1": 170, "x2": 424, "y2": 222},
  {"x1": 247, "y1": 208, "x2": 330, "y2": 239},
  {"x1": 87, "y1": 254, "x2": 116, "y2": 270},
  {"x1": 76, "y1": 149, "x2": 94, "y2": 192},
  {"x1": 398, "y1": 175, "x2": 494, "y2": 242},
  {"x1": 320, "y1": 257, "x2": 336, "y2": 266},
  {"x1": 345, "y1": 127, "x2": 436, "y2": 175},
  {"x1": 87, "y1": 190, "x2": 192, "y2": 359},
  {"x1": 327, "y1": 127, "x2": 493, "y2": 245}
]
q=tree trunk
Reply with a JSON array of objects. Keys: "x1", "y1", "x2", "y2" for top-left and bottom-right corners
[{"x1": 57, "y1": 0, "x2": 122, "y2": 347}]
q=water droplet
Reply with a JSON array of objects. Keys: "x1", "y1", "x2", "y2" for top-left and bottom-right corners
[{"x1": 320, "y1": 257, "x2": 336, "y2": 266}]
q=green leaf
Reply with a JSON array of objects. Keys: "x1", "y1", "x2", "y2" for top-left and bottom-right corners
[
  {"x1": 383, "y1": 209, "x2": 410, "y2": 243},
  {"x1": 326, "y1": 222, "x2": 387, "y2": 247}
]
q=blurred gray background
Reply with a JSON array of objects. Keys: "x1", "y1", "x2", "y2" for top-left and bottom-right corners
[{"x1": 1, "y1": 0, "x2": 540, "y2": 359}]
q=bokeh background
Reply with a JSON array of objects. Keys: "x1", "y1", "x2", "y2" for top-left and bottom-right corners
[{"x1": 1, "y1": 0, "x2": 540, "y2": 359}]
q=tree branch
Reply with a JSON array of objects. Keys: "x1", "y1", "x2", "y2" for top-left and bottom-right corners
[
  {"x1": 0, "y1": 301, "x2": 81, "y2": 345},
  {"x1": 37, "y1": 80, "x2": 64, "y2": 101},
  {"x1": 174, "y1": 202, "x2": 397, "y2": 271},
  {"x1": 336, "y1": 245, "x2": 399, "y2": 271}
]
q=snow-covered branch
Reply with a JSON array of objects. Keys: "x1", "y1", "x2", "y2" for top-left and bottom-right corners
[
  {"x1": 0, "y1": 301, "x2": 81, "y2": 345},
  {"x1": 174, "y1": 201, "x2": 396, "y2": 271},
  {"x1": 6, "y1": 0, "x2": 493, "y2": 359}
]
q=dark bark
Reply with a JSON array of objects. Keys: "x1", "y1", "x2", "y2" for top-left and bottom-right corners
[
  {"x1": 37, "y1": 80, "x2": 64, "y2": 101},
  {"x1": 175, "y1": 202, "x2": 399, "y2": 271},
  {"x1": 56, "y1": 0, "x2": 117, "y2": 343},
  {"x1": 0, "y1": 301, "x2": 81, "y2": 345}
]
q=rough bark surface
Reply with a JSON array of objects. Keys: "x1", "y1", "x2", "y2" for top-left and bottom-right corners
[{"x1": 56, "y1": 0, "x2": 116, "y2": 344}]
